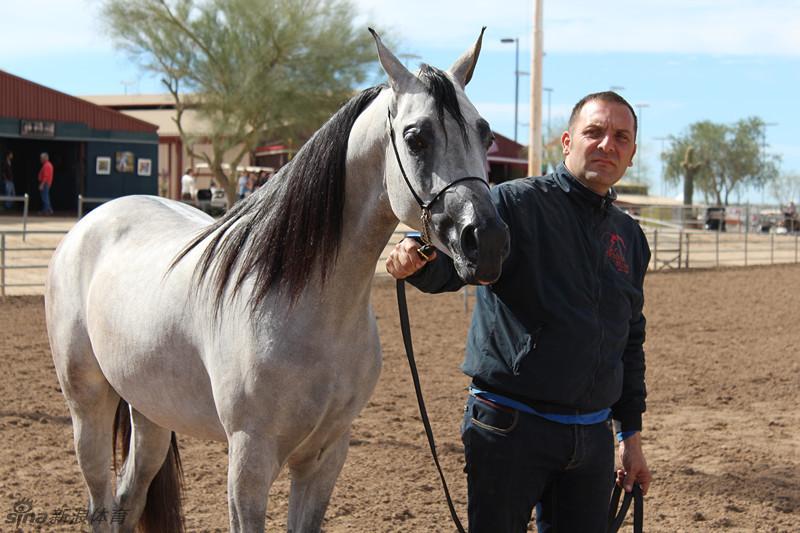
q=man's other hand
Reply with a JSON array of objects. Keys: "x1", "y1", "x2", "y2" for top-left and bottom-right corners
[{"x1": 616, "y1": 432, "x2": 652, "y2": 495}]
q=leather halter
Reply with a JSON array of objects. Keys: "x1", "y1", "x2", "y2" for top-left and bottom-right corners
[{"x1": 387, "y1": 109, "x2": 489, "y2": 245}]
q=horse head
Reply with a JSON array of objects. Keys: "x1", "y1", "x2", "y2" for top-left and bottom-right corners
[{"x1": 370, "y1": 29, "x2": 510, "y2": 285}]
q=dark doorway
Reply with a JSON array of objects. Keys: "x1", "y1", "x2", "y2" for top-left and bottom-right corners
[{"x1": 0, "y1": 138, "x2": 83, "y2": 214}]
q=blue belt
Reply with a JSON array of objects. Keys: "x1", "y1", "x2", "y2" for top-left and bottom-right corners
[{"x1": 469, "y1": 386, "x2": 611, "y2": 425}]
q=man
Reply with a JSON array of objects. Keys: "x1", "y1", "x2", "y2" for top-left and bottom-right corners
[
  {"x1": 386, "y1": 92, "x2": 651, "y2": 532},
  {"x1": 181, "y1": 168, "x2": 196, "y2": 201},
  {"x1": 38, "y1": 152, "x2": 54, "y2": 215},
  {"x1": 2, "y1": 151, "x2": 14, "y2": 209}
]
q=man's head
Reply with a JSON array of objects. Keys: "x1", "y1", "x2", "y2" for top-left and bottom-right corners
[
  {"x1": 561, "y1": 92, "x2": 637, "y2": 195},
  {"x1": 185, "y1": 167, "x2": 193, "y2": 175},
  {"x1": 40, "y1": 152, "x2": 49, "y2": 163}
]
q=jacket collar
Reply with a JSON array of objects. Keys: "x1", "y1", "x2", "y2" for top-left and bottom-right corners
[{"x1": 554, "y1": 162, "x2": 617, "y2": 210}]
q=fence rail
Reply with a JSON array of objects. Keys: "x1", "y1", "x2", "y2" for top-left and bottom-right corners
[{"x1": 3, "y1": 227, "x2": 800, "y2": 296}]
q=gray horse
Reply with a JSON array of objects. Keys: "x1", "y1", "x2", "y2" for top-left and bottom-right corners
[{"x1": 45, "y1": 29, "x2": 508, "y2": 532}]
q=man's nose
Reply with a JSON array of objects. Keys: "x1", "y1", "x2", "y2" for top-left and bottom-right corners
[{"x1": 598, "y1": 135, "x2": 616, "y2": 153}]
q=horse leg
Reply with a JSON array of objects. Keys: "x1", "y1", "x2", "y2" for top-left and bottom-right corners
[
  {"x1": 286, "y1": 430, "x2": 351, "y2": 533},
  {"x1": 227, "y1": 430, "x2": 282, "y2": 533},
  {"x1": 63, "y1": 381, "x2": 120, "y2": 533},
  {"x1": 114, "y1": 408, "x2": 178, "y2": 533}
]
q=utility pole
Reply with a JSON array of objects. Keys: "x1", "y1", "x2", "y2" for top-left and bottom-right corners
[{"x1": 528, "y1": 0, "x2": 543, "y2": 176}]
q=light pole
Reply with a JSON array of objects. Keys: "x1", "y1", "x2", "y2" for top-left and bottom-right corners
[
  {"x1": 634, "y1": 103, "x2": 649, "y2": 180},
  {"x1": 653, "y1": 136, "x2": 670, "y2": 196},
  {"x1": 501, "y1": 37, "x2": 521, "y2": 143}
]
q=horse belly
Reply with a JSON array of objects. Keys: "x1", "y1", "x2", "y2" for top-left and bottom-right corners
[{"x1": 86, "y1": 260, "x2": 227, "y2": 441}]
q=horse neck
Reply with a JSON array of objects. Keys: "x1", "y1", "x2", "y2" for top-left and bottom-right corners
[{"x1": 319, "y1": 90, "x2": 397, "y2": 309}]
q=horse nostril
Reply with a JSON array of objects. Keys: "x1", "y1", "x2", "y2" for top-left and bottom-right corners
[{"x1": 460, "y1": 223, "x2": 480, "y2": 260}]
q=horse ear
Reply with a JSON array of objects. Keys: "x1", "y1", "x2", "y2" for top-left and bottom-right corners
[
  {"x1": 449, "y1": 27, "x2": 486, "y2": 88},
  {"x1": 369, "y1": 28, "x2": 418, "y2": 94}
]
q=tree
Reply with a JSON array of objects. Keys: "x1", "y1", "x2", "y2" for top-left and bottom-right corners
[
  {"x1": 662, "y1": 117, "x2": 781, "y2": 206},
  {"x1": 541, "y1": 119, "x2": 567, "y2": 174},
  {"x1": 101, "y1": 0, "x2": 381, "y2": 204},
  {"x1": 769, "y1": 172, "x2": 800, "y2": 205}
]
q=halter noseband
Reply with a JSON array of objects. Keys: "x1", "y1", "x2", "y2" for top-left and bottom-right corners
[{"x1": 388, "y1": 109, "x2": 490, "y2": 245}]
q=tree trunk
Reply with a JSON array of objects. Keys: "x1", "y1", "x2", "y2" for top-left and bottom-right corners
[{"x1": 683, "y1": 172, "x2": 694, "y2": 206}]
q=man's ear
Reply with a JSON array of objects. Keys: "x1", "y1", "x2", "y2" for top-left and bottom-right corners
[
  {"x1": 561, "y1": 131, "x2": 571, "y2": 155},
  {"x1": 628, "y1": 144, "x2": 637, "y2": 167}
]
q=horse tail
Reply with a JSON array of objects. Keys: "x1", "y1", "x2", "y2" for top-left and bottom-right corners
[{"x1": 113, "y1": 400, "x2": 186, "y2": 533}]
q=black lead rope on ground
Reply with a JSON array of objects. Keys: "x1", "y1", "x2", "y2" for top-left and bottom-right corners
[
  {"x1": 396, "y1": 279, "x2": 467, "y2": 533},
  {"x1": 607, "y1": 482, "x2": 644, "y2": 533}
]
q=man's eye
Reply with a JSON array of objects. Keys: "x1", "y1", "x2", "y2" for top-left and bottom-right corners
[{"x1": 404, "y1": 132, "x2": 427, "y2": 153}]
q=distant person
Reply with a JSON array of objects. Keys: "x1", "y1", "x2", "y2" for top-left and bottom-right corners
[
  {"x1": 38, "y1": 152, "x2": 54, "y2": 215},
  {"x1": 246, "y1": 172, "x2": 257, "y2": 195},
  {"x1": 181, "y1": 168, "x2": 196, "y2": 201},
  {"x1": 2, "y1": 151, "x2": 14, "y2": 209},
  {"x1": 237, "y1": 172, "x2": 249, "y2": 200},
  {"x1": 256, "y1": 170, "x2": 270, "y2": 190}
]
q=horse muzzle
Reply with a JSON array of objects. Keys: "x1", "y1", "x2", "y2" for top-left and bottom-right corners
[{"x1": 451, "y1": 216, "x2": 510, "y2": 285}]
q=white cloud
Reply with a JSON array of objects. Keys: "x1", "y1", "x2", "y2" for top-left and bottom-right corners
[
  {"x1": 355, "y1": 0, "x2": 800, "y2": 56},
  {"x1": 4, "y1": 1, "x2": 798, "y2": 59}
]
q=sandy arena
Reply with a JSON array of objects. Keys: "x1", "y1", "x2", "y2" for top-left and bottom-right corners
[{"x1": 1, "y1": 265, "x2": 798, "y2": 532}]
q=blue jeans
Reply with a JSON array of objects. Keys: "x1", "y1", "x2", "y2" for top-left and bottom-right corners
[
  {"x1": 461, "y1": 394, "x2": 615, "y2": 533},
  {"x1": 40, "y1": 183, "x2": 52, "y2": 214},
  {"x1": 3, "y1": 179, "x2": 14, "y2": 209}
]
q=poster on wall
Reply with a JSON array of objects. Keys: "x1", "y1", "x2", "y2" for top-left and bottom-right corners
[
  {"x1": 96, "y1": 156, "x2": 111, "y2": 175},
  {"x1": 115, "y1": 151, "x2": 135, "y2": 173},
  {"x1": 137, "y1": 158, "x2": 152, "y2": 177}
]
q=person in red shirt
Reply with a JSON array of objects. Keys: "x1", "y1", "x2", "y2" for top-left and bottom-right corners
[{"x1": 38, "y1": 152, "x2": 54, "y2": 215}]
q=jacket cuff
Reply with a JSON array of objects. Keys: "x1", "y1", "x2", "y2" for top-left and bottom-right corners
[{"x1": 612, "y1": 412, "x2": 642, "y2": 433}]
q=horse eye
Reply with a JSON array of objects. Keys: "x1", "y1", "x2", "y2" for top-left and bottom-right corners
[{"x1": 404, "y1": 131, "x2": 427, "y2": 153}]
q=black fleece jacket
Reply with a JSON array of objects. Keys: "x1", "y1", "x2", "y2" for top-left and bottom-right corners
[{"x1": 407, "y1": 163, "x2": 650, "y2": 432}]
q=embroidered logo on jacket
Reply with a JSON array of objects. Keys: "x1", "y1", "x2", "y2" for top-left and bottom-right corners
[{"x1": 604, "y1": 233, "x2": 630, "y2": 274}]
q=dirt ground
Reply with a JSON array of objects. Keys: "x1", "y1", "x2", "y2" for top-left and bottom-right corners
[{"x1": 1, "y1": 265, "x2": 798, "y2": 532}]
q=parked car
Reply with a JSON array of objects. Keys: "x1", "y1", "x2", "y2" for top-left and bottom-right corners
[{"x1": 704, "y1": 207, "x2": 726, "y2": 231}]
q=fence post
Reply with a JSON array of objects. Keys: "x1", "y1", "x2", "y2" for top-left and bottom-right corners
[
  {"x1": 796, "y1": 233, "x2": 799, "y2": 264},
  {"x1": 716, "y1": 228, "x2": 720, "y2": 268},
  {"x1": 770, "y1": 232, "x2": 774, "y2": 265},
  {"x1": 744, "y1": 231, "x2": 748, "y2": 267},
  {"x1": 78, "y1": 194, "x2": 83, "y2": 219},
  {"x1": 22, "y1": 193, "x2": 29, "y2": 242},
  {"x1": 653, "y1": 229, "x2": 658, "y2": 270},
  {"x1": 685, "y1": 233, "x2": 691, "y2": 268},
  {"x1": 1, "y1": 233, "x2": 5, "y2": 297},
  {"x1": 678, "y1": 230, "x2": 683, "y2": 269}
]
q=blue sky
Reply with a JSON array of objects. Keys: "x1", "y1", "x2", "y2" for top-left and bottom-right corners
[{"x1": 2, "y1": 0, "x2": 799, "y2": 202}]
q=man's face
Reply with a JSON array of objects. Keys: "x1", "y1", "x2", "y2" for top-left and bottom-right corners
[{"x1": 561, "y1": 99, "x2": 637, "y2": 195}]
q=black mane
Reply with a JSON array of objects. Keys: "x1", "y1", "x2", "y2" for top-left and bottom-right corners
[
  {"x1": 418, "y1": 64, "x2": 469, "y2": 147},
  {"x1": 172, "y1": 85, "x2": 384, "y2": 310},
  {"x1": 173, "y1": 68, "x2": 468, "y2": 312}
]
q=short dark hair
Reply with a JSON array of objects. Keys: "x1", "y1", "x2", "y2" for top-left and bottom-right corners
[{"x1": 568, "y1": 91, "x2": 637, "y2": 137}]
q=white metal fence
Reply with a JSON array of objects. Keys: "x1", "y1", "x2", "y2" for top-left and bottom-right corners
[{"x1": 3, "y1": 223, "x2": 800, "y2": 296}]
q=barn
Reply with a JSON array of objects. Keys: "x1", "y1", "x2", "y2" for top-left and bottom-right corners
[{"x1": 0, "y1": 70, "x2": 159, "y2": 214}]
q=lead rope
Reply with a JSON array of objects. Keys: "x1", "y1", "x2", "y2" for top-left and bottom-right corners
[
  {"x1": 396, "y1": 279, "x2": 467, "y2": 533},
  {"x1": 607, "y1": 482, "x2": 643, "y2": 533}
]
